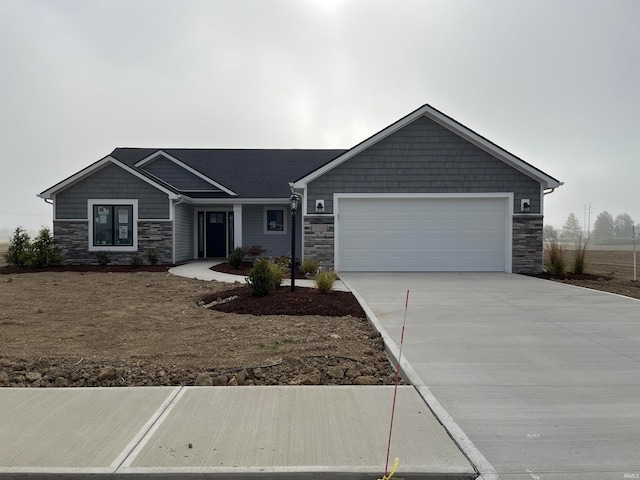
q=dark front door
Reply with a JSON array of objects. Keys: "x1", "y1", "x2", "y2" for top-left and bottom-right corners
[{"x1": 206, "y1": 212, "x2": 226, "y2": 257}]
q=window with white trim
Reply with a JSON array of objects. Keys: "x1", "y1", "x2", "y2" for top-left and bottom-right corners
[
  {"x1": 88, "y1": 199, "x2": 138, "y2": 251},
  {"x1": 93, "y1": 204, "x2": 133, "y2": 246},
  {"x1": 264, "y1": 208, "x2": 287, "y2": 234}
]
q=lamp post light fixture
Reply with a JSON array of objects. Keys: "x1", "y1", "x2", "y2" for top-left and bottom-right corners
[{"x1": 289, "y1": 194, "x2": 300, "y2": 292}]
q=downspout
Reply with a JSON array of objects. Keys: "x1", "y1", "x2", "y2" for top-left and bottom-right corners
[{"x1": 172, "y1": 195, "x2": 184, "y2": 265}]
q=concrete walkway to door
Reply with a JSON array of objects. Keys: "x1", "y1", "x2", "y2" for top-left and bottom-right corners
[{"x1": 340, "y1": 272, "x2": 640, "y2": 480}]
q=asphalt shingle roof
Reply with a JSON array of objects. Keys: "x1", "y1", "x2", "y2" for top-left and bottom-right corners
[{"x1": 111, "y1": 148, "x2": 347, "y2": 198}]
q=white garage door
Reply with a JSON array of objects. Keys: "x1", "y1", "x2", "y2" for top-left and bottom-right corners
[{"x1": 336, "y1": 197, "x2": 509, "y2": 272}]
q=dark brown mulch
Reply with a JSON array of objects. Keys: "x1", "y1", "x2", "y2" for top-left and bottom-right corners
[
  {"x1": 210, "y1": 262, "x2": 309, "y2": 279},
  {"x1": 0, "y1": 265, "x2": 175, "y2": 275},
  {"x1": 0, "y1": 264, "x2": 172, "y2": 274},
  {"x1": 201, "y1": 285, "x2": 366, "y2": 318},
  {"x1": 528, "y1": 272, "x2": 614, "y2": 281}
]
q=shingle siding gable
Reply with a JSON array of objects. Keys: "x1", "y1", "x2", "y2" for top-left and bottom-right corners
[
  {"x1": 307, "y1": 115, "x2": 541, "y2": 214},
  {"x1": 55, "y1": 163, "x2": 170, "y2": 219}
]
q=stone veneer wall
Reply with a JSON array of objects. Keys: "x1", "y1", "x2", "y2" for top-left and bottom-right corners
[
  {"x1": 54, "y1": 221, "x2": 173, "y2": 265},
  {"x1": 303, "y1": 216, "x2": 335, "y2": 270},
  {"x1": 512, "y1": 215, "x2": 543, "y2": 274}
]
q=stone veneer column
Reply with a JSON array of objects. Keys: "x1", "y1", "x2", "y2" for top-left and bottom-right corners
[
  {"x1": 512, "y1": 215, "x2": 544, "y2": 274},
  {"x1": 303, "y1": 216, "x2": 335, "y2": 270}
]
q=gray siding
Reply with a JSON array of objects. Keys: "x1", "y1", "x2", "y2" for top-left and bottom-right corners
[
  {"x1": 55, "y1": 163, "x2": 170, "y2": 219},
  {"x1": 143, "y1": 156, "x2": 218, "y2": 191},
  {"x1": 242, "y1": 204, "x2": 302, "y2": 258},
  {"x1": 174, "y1": 203, "x2": 194, "y2": 262},
  {"x1": 307, "y1": 115, "x2": 541, "y2": 214}
]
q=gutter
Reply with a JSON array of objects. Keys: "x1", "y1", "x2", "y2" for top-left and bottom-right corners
[{"x1": 544, "y1": 182, "x2": 564, "y2": 196}]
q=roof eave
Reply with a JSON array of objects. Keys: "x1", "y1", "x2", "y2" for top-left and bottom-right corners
[
  {"x1": 38, "y1": 156, "x2": 180, "y2": 200},
  {"x1": 293, "y1": 104, "x2": 563, "y2": 190}
]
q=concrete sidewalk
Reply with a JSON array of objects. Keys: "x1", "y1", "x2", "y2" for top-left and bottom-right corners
[{"x1": 0, "y1": 386, "x2": 476, "y2": 479}]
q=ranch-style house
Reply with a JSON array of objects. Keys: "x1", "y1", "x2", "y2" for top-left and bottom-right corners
[{"x1": 38, "y1": 104, "x2": 562, "y2": 273}]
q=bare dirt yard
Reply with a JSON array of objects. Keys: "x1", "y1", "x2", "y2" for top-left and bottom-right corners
[
  {"x1": 0, "y1": 269, "x2": 395, "y2": 388},
  {"x1": 1, "y1": 243, "x2": 636, "y2": 389},
  {"x1": 542, "y1": 247, "x2": 639, "y2": 300}
]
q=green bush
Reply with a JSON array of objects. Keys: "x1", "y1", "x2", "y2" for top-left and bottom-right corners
[
  {"x1": 269, "y1": 260, "x2": 287, "y2": 287},
  {"x1": 5, "y1": 226, "x2": 31, "y2": 267},
  {"x1": 229, "y1": 247, "x2": 245, "y2": 268},
  {"x1": 544, "y1": 240, "x2": 566, "y2": 276},
  {"x1": 146, "y1": 249, "x2": 159, "y2": 266},
  {"x1": 301, "y1": 257, "x2": 320, "y2": 275},
  {"x1": 96, "y1": 251, "x2": 110, "y2": 266},
  {"x1": 272, "y1": 255, "x2": 291, "y2": 269},
  {"x1": 247, "y1": 258, "x2": 279, "y2": 296},
  {"x1": 28, "y1": 227, "x2": 63, "y2": 268},
  {"x1": 5, "y1": 226, "x2": 63, "y2": 268},
  {"x1": 130, "y1": 254, "x2": 143, "y2": 267},
  {"x1": 315, "y1": 269, "x2": 338, "y2": 294}
]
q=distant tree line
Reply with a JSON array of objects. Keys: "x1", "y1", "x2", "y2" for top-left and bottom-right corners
[{"x1": 544, "y1": 211, "x2": 636, "y2": 245}]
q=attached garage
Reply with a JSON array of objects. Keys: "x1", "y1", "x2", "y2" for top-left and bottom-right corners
[
  {"x1": 335, "y1": 195, "x2": 512, "y2": 272},
  {"x1": 292, "y1": 104, "x2": 563, "y2": 274}
]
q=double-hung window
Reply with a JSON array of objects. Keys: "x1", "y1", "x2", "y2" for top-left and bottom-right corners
[{"x1": 88, "y1": 199, "x2": 137, "y2": 251}]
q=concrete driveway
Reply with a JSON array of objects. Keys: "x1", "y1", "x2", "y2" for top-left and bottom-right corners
[{"x1": 340, "y1": 272, "x2": 640, "y2": 480}]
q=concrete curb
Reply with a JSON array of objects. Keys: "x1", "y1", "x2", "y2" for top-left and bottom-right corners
[{"x1": 341, "y1": 277, "x2": 498, "y2": 480}]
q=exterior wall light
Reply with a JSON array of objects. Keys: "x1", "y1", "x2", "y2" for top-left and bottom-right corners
[
  {"x1": 316, "y1": 200, "x2": 324, "y2": 214},
  {"x1": 521, "y1": 199, "x2": 530, "y2": 213}
]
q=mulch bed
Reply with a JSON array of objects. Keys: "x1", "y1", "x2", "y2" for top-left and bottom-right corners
[
  {"x1": 201, "y1": 285, "x2": 366, "y2": 318},
  {"x1": 0, "y1": 265, "x2": 172, "y2": 274},
  {"x1": 210, "y1": 261, "x2": 310, "y2": 279},
  {"x1": 528, "y1": 272, "x2": 613, "y2": 281}
]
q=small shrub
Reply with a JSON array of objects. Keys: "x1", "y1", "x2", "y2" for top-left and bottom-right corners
[
  {"x1": 269, "y1": 260, "x2": 287, "y2": 287},
  {"x1": 96, "y1": 251, "x2": 110, "y2": 266},
  {"x1": 5, "y1": 226, "x2": 31, "y2": 267},
  {"x1": 243, "y1": 245, "x2": 267, "y2": 258},
  {"x1": 544, "y1": 240, "x2": 566, "y2": 276},
  {"x1": 301, "y1": 257, "x2": 320, "y2": 275},
  {"x1": 229, "y1": 247, "x2": 245, "y2": 268},
  {"x1": 247, "y1": 258, "x2": 278, "y2": 296},
  {"x1": 573, "y1": 236, "x2": 590, "y2": 274},
  {"x1": 130, "y1": 254, "x2": 143, "y2": 267},
  {"x1": 28, "y1": 226, "x2": 63, "y2": 268},
  {"x1": 146, "y1": 249, "x2": 159, "y2": 266},
  {"x1": 315, "y1": 269, "x2": 338, "y2": 294},
  {"x1": 272, "y1": 255, "x2": 291, "y2": 270}
]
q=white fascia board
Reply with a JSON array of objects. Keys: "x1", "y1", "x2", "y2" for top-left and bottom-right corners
[
  {"x1": 292, "y1": 104, "x2": 562, "y2": 190},
  {"x1": 424, "y1": 107, "x2": 562, "y2": 189},
  {"x1": 292, "y1": 108, "x2": 427, "y2": 189},
  {"x1": 135, "y1": 150, "x2": 238, "y2": 196},
  {"x1": 39, "y1": 156, "x2": 112, "y2": 199},
  {"x1": 38, "y1": 156, "x2": 180, "y2": 200}
]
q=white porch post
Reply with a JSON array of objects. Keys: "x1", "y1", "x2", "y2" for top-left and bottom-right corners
[{"x1": 233, "y1": 204, "x2": 243, "y2": 249}]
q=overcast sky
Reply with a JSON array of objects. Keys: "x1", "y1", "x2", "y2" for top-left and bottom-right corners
[{"x1": 1, "y1": 0, "x2": 638, "y2": 237}]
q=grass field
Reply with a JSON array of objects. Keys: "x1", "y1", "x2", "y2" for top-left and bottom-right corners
[
  {"x1": 1, "y1": 240, "x2": 636, "y2": 278},
  {"x1": 0, "y1": 242, "x2": 7, "y2": 268}
]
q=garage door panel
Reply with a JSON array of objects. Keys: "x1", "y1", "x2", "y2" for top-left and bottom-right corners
[{"x1": 337, "y1": 197, "x2": 508, "y2": 272}]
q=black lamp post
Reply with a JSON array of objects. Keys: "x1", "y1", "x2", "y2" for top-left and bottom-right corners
[{"x1": 289, "y1": 194, "x2": 299, "y2": 292}]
